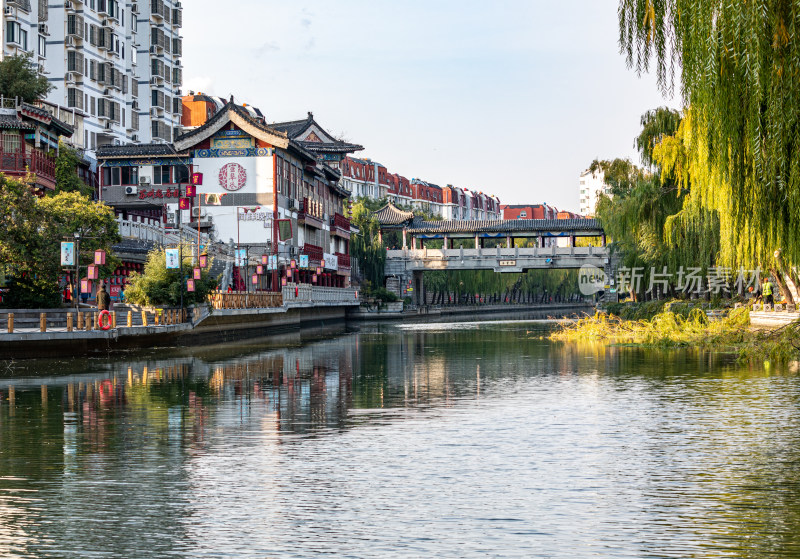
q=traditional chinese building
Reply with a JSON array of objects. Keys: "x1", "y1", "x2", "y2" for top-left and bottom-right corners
[
  {"x1": 0, "y1": 99, "x2": 75, "y2": 193},
  {"x1": 99, "y1": 101, "x2": 354, "y2": 290}
]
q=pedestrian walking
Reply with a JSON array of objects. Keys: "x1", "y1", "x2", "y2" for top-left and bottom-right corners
[
  {"x1": 763, "y1": 277, "x2": 774, "y2": 307},
  {"x1": 97, "y1": 284, "x2": 110, "y2": 311}
]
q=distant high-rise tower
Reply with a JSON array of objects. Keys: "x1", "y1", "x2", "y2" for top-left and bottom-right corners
[
  {"x1": 579, "y1": 167, "x2": 608, "y2": 217},
  {"x1": 1, "y1": 0, "x2": 183, "y2": 158}
]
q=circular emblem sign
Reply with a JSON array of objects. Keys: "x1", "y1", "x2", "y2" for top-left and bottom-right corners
[{"x1": 218, "y1": 163, "x2": 247, "y2": 191}]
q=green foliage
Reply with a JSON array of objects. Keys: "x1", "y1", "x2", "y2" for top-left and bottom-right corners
[
  {"x1": 350, "y1": 199, "x2": 386, "y2": 287},
  {"x1": 551, "y1": 306, "x2": 751, "y2": 348},
  {"x1": 54, "y1": 143, "x2": 91, "y2": 196},
  {"x1": 0, "y1": 177, "x2": 120, "y2": 308},
  {"x1": 124, "y1": 246, "x2": 218, "y2": 307},
  {"x1": 0, "y1": 53, "x2": 53, "y2": 102},
  {"x1": 422, "y1": 268, "x2": 580, "y2": 303},
  {"x1": 619, "y1": 0, "x2": 800, "y2": 270}
]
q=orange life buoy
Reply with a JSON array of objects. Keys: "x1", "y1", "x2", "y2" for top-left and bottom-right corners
[{"x1": 98, "y1": 310, "x2": 112, "y2": 330}]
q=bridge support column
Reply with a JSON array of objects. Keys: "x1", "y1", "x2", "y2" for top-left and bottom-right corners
[
  {"x1": 539, "y1": 236, "x2": 545, "y2": 248},
  {"x1": 413, "y1": 270, "x2": 425, "y2": 306},
  {"x1": 506, "y1": 236, "x2": 511, "y2": 248},
  {"x1": 402, "y1": 228, "x2": 408, "y2": 250},
  {"x1": 570, "y1": 235, "x2": 576, "y2": 247},
  {"x1": 601, "y1": 233, "x2": 606, "y2": 247}
]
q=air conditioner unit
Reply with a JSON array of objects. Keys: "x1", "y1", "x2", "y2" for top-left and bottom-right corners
[
  {"x1": 191, "y1": 207, "x2": 206, "y2": 218},
  {"x1": 39, "y1": 24, "x2": 49, "y2": 35},
  {"x1": 131, "y1": 134, "x2": 139, "y2": 142},
  {"x1": 131, "y1": 100, "x2": 139, "y2": 110},
  {"x1": 150, "y1": 107, "x2": 158, "y2": 117},
  {"x1": 103, "y1": 88, "x2": 111, "y2": 96},
  {"x1": 125, "y1": 185, "x2": 138, "y2": 195},
  {"x1": 4, "y1": 7, "x2": 13, "y2": 15},
  {"x1": 131, "y1": 3, "x2": 139, "y2": 13},
  {"x1": 139, "y1": 177, "x2": 150, "y2": 185},
  {"x1": 65, "y1": 72, "x2": 76, "y2": 84},
  {"x1": 65, "y1": 36, "x2": 75, "y2": 47},
  {"x1": 104, "y1": 122, "x2": 113, "y2": 130}
]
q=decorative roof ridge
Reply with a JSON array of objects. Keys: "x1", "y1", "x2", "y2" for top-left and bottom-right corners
[{"x1": 174, "y1": 100, "x2": 289, "y2": 151}]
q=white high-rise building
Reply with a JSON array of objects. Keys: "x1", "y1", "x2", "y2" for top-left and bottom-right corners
[
  {"x1": 579, "y1": 167, "x2": 608, "y2": 217},
  {"x1": 2, "y1": 0, "x2": 183, "y2": 158}
]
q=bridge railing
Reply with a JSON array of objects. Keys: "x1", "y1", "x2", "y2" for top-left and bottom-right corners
[{"x1": 387, "y1": 246, "x2": 607, "y2": 260}]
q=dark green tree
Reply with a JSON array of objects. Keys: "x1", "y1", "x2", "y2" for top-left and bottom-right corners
[
  {"x1": 0, "y1": 53, "x2": 53, "y2": 102},
  {"x1": 54, "y1": 142, "x2": 91, "y2": 195}
]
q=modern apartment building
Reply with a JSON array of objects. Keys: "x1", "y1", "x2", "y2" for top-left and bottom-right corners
[
  {"x1": 2, "y1": 0, "x2": 183, "y2": 158},
  {"x1": 579, "y1": 167, "x2": 608, "y2": 216}
]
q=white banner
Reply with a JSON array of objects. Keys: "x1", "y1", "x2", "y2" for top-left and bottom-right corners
[
  {"x1": 323, "y1": 253, "x2": 338, "y2": 271},
  {"x1": 60, "y1": 242, "x2": 75, "y2": 266}
]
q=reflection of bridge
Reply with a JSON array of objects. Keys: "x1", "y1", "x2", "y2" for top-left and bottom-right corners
[{"x1": 374, "y1": 204, "x2": 610, "y2": 305}]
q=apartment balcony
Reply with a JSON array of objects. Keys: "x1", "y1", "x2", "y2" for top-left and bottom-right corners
[
  {"x1": 335, "y1": 252, "x2": 351, "y2": 274},
  {"x1": 0, "y1": 148, "x2": 56, "y2": 190},
  {"x1": 302, "y1": 243, "x2": 323, "y2": 264},
  {"x1": 298, "y1": 197, "x2": 323, "y2": 229},
  {"x1": 331, "y1": 212, "x2": 351, "y2": 240}
]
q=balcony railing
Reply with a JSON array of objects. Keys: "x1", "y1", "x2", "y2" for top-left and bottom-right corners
[
  {"x1": 0, "y1": 149, "x2": 56, "y2": 188},
  {"x1": 298, "y1": 197, "x2": 324, "y2": 228},
  {"x1": 336, "y1": 252, "x2": 351, "y2": 270},
  {"x1": 332, "y1": 213, "x2": 350, "y2": 230},
  {"x1": 302, "y1": 243, "x2": 323, "y2": 262}
]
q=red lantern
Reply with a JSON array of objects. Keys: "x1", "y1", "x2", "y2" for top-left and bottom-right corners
[
  {"x1": 81, "y1": 279, "x2": 92, "y2": 293},
  {"x1": 193, "y1": 268, "x2": 201, "y2": 280},
  {"x1": 187, "y1": 279, "x2": 195, "y2": 292},
  {"x1": 199, "y1": 253, "x2": 208, "y2": 268},
  {"x1": 261, "y1": 254, "x2": 268, "y2": 265},
  {"x1": 312, "y1": 274, "x2": 317, "y2": 283},
  {"x1": 252, "y1": 274, "x2": 258, "y2": 285},
  {"x1": 257, "y1": 265, "x2": 264, "y2": 275},
  {"x1": 186, "y1": 184, "x2": 197, "y2": 197},
  {"x1": 281, "y1": 277, "x2": 287, "y2": 286},
  {"x1": 94, "y1": 250, "x2": 106, "y2": 265},
  {"x1": 87, "y1": 265, "x2": 99, "y2": 280},
  {"x1": 290, "y1": 259, "x2": 297, "y2": 269},
  {"x1": 191, "y1": 172, "x2": 203, "y2": 185},
  {"x1": 179, "y1": 197, "x2": 191, "y2": 210}
]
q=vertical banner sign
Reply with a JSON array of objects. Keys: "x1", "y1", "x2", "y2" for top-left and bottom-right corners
[
  {"x1": 94, "y1": 250, "x2": 106, "y2": 265},
  {"x1": 186, "y1": 185, "x2": 197, "y2": 197},
  {"x1": 81, "y1": 279, "x2": 92, "y2": 293},
  {"x1": 87, "y1": 265, "x2": 98, "y2": 280},
  {"x1": 60, "y1": 242, "x2": 75, "y2": 266},
  {"x1": 187, "y1": 279, "x2": 195, "y2": 292},
  {"x1": 191, "y1": 173, "x2": 203, "y2": 185},
  {"x1": 193, "y1": 268, "x2": 201, "y2": 280},
  {"x1": 271, "y1": 255, "x2": 278, "y2": 270},
  {"x1": 299, "y1": 255, "x2": 309, "y2": 269},
  {"x1": 179, "y1": 197, "x2": 191, "y2": 210},
  {"x1": 256, "y1": 265, "x2": 264, "y2": 275},
  {"x1": 251, "y1": 274, "x2": 258, "y2": 285},
  {"x1": 277, "y1": 219, "x2": 292, "y2": 241},
  {"x1": 235, "y1": 249, "x2": 247, "y2": 267},
  {"x1": 165, "y1": 249, "x2": 180, "y2": 269},
  {"x1": 261, "y1": 254, "x2": 268, "y2": 265}
]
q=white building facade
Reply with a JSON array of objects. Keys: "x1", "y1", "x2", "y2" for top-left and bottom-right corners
[
  {"x1": 2, "y1": 0, "x2": 183, "y2": 159},
  {"x1": 579, "y1": 167, "x2": 608, "y2": 217}
]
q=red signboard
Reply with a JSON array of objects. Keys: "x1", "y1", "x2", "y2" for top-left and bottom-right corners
[
  {"x1": 179, "y1": 197, "x2": 191, "y2": 210},
  {"x1": 191, "y1": 173, "x2": 203, "y2": 185},
  {"x1": 186, "y1": 184, "x2": 197, "y2": 197},
  {"x1": 139, "y1": 188, "x2": 181, "y2": 199}
]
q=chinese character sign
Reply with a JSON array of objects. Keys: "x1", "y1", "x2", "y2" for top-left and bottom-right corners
[
  {"x1": 165, "y1": 249, "x2": 180, "y2": 269},
  {"x1": 60, "y1": 242, "x2": 75, "y2": 266},
  {"x1": 191, "y1": 173, "x2": 203, "y2": 185}
]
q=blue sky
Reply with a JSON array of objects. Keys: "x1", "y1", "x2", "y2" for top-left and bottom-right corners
[{"x1": 182, "y1": 0, "x2": 675, "y2": 212}]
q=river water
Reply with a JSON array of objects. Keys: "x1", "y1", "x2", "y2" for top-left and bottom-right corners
[{"x1": 1, "y1": 315, "x2": 799, "y2": 558}]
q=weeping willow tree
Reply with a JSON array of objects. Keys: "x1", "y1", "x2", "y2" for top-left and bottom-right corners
[
  {"x1": 350, "y1": 199, "x2": 386, "y2": 289},
  {"x1": 594, "y1": 107, "x2": 722, "y2": 299},
  {"x1": 423, "y1": 269, "x2": 580, "y2": 305},
  {"x1": 619, "y1": 0, "x2": 800, "y2": 270}
]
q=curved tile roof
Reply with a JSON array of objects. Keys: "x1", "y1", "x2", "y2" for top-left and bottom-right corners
[
  {"x1": 406, "y1": 218, "x2": 604, "y2": 234},
  {"x1": 373, "y1": 202, "x2": 416, "y2": 226}
]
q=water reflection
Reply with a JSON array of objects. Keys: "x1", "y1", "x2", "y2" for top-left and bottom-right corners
[{"x1": 0, "y1": 319, "x2": 799, "y2": 557}]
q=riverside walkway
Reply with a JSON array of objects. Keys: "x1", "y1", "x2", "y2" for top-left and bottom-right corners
[{"x1": 0, "y1": 285, "x2": 359, "y2": 358}]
